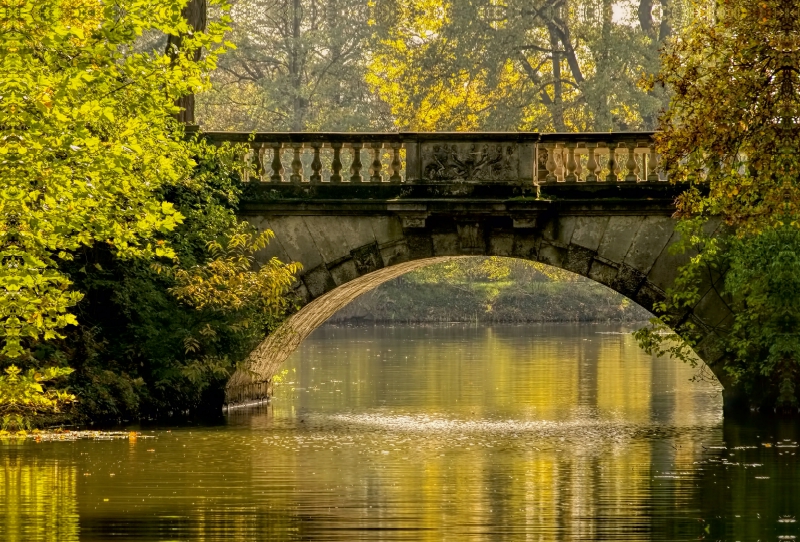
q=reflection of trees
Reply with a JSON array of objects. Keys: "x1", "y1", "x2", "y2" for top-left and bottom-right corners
[
  {"x1": 678, "y1": 419, "x2": 800, "y2": 541},
  {"x1": 0, "y1": 455, "x2": 78, "y2": 541},
  {"x1": 251, "y1": 326, "x2": 720, "y2": 538}
]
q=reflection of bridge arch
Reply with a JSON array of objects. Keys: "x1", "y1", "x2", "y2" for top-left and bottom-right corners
[{"x1": 226, "y1": 207, "x2": 732, "y2": 406}]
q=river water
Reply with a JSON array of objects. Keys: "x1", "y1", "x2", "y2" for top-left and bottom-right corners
[{"x1": 2, "y1": 324, "x2": 799, "y2": 541}]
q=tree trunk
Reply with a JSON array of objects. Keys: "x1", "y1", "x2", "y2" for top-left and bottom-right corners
[
  {"x1": 166, "y1": 0, "x2": 208, "y2": 125},
  {"x1": 638, "y1": 0, "x2": 655, "y2": 36},
  {"x1": 658, "y1": 0, "x2": 673, "y2": 42},
  {"x1": 290, "y1": 0, "x2": 305, "y2": 131},
  {"x1": 547, "y1": 23, "x2": 566, "y2": 132}
]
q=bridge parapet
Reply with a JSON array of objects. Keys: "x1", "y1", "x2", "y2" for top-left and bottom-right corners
[{"x1": 199, "y1": 131, "x2": 664, "y2": 187}]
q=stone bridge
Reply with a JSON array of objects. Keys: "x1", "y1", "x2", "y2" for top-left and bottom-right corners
[{"x1": 200, "y1": 131, "x2": 734, "y2": 407}]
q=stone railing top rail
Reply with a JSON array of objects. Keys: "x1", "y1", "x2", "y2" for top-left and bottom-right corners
[
  {"x1": 199, "y1": 130, "x2": 656, "y2": 143},
  {"x1": 197, "y1": 131, "x2": 662, "y2": 185}
]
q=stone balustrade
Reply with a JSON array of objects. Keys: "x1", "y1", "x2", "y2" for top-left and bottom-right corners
[{"x1": 199, "y1": 131, "x2": 664, "y2": 186}]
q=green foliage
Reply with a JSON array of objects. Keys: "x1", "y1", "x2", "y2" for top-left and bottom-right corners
[
  {"x1": 198, "y1": 0, "x2": 390, "y2": 131},
  {"x1": 651, "y1": 0, "x2": 800, "y2": 231},
  {"x1": 366, "y1": 0, "x2": 675, "y2": 131},
  {"x1": 169, "y1": 229, "x2": 301, "y2": 317},
  {"x1": 0, "y1": 365, "x2": 75, "y2": 433},
  {"x1": 410, "y1": 257, "x2": 577, "y2": 285},
  {"x1": 63, "y1": 143, "x2": 300, "y2": 420},
  {"x1": 636, "y1": 0, "x2": 800, "y2": 409},
  {"x1": 0, "y1": 0, "x2": 232, "y2": 361},
  {"x1": 199, "y1": 0, "x2": 683, "y2": 132},
  {"x1": 724, "y1": 227, "x2": 800, "y2": 406},
  {"x1": 0, "y1": 0, "x2": 303, "y2": 423},
  {"x1": 0, "y1": 0, "x2": 233, "y2": 424}
]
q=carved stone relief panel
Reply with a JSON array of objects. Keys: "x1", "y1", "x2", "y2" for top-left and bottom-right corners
[{"x1": 421, "y1": 142, "x2": 519, "y2": 182}]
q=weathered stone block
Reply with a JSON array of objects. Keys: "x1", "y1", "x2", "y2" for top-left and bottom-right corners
[
  {"x1": 370, "y1": 216, "x2": 404, "y2": 245},
  {"x1": 303, "y1": 264, "x2": 336, "y2": 299},
  {"x1": 692, "y1": 286, "x2": 732, "y2": 329},
  {"x1": 291, "y1": 281, "x2": 311, "y2": 306},
  {"x1": 541, "y1": 216, "x2": 577, "y2": 247},
  {"x1": 538, "y1": 242, "x2": 566, "y2": 268},
  {"x1": 571, "y1": 216, "x2": 610, "y2": 252},
  {"x1": 456, "y1": 223, "x2": 486, "y2": 254},
  {"x1": 247, "y1": 217, "x2": 293, "y2": 265},
  {"x1": 539, "y1": 215, "x2": 578, "y2": 246},
  {"x1": 405, "y1": 234, "x2": 434, "y2": 259},
  {"x1": 597, "y1": 216, "x2": 645, "y2": 264},
  {"x1": 339, "y1": 217, "x2": 378, "y2": 251},
  {"x1": 380, "y1": 241, "x2": 410, "y2": 267},
  {"x1": 611, "y1": 264, "x2": 646, "y2": 298},
  {"x1": 634, "y1": 282, "x2": 665, "y2": 314},
  {"x1": 351, "y1": 242, "x2": 384, "y2": 276},
  {"x1": 694, "y1": 330, "x2": 726, "y2": 365},
  {"x1": 512, "y1": 233, "x2": 539, "y2": 261},
  {"x1": 623, "y1": 216, "x2": 676, "y2": 273},
  {"x1": 558, "y1": 216, "x2": 578, "y2": 247},
  {"x1": 588, "y1": 259, "x2": 618, "y2": 286},
  {"x1": 563, "y1": 244, "x2": 595, "y2": 276},
  {"x1": 646, "y1": 230, "x2": 689, "y2": 291},
  {"x1": 267, "y1": 216, "x2": 324, "y2": 270},
  {"x1": 329, "y1": 259, "x2": 358, "y2": 286},
  {"x1": 432, "y1": 232, "x2": 460, "y2": 256},
  {"x1": 301, "y1": 216, "x2": 355, "y2": 263},
  {"x1": 488, "y1": 232, "x2": 514, "y2": 256}
]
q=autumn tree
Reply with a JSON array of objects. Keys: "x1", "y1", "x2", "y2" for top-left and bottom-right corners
[
  {"x1": 367, "y1": 0, "x2": 680, "y2": 131},
  {"x1": 0, "y1": 0, "x2": 301, "y2": 425},
  {"x1": 636, "y1": 0, "x2": 800, "y2": 410},
  {"x1": 198, "y1": 0, "x2": 392, "y2": 131}
]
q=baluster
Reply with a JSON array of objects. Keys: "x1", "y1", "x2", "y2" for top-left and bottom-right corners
[
  {"x1": 605, "y1": 144, "x2": 618, "y2": 182},
  {"x1": 369, "y1": 142, "x2": 383, "y2": 182},
  {"x1": 290, "y1": 143, "x2": 304, "y2": 183},
  {"x1": 624, "y1": 143, "x2": 638, "y2": 182},
  {"x1": 564, "y1": 142, "x2": 578, "y2": 182},
  {"x1": 585, "y1": 143, "x2": 598, "y2": 182},
  {"x1": 575, "y1": 146, "x2": 583, "y2": 181},
  {"x1": 240, "y1": 148, "x2": 252, "y2": 182},
  {"x1": 350, "y1": 142, "x2": 364, "y2": 182},
  {"x1": 330, "y1": 142, "x2": 343, "y2": 183},
  {"x1": 255, "y1": 144, "x2": 267, "y2": 182},
  {"x1": 647, "y1": 144, "x2": 660, "y2": 182},
  {"x1": 270, "y1": 142, "x2": 284, "y2": 182},
  {"x1": 544, "y1": 142, "x2": 558, "y2": 183},
  {"x1": 556, "y1": 147, "x2": 565, "y2": 181},
  {"x1": 389, "y1": 142, "x2": 403, "y2": 183},
  {"x1": 309, "y1": 143, "x2": 322, "y2": 184}
]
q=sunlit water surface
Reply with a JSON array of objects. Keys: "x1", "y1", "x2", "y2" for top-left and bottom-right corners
[{"x1": 2, "y1": 324, "x2": 800, "y2": 541}]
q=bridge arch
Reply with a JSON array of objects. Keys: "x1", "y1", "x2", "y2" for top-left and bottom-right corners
[{"x1": 226, "y1": 211, "x2": 733, "y2": 404}]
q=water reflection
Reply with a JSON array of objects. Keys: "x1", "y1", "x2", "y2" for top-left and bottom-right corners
[
  {"x1": 3, "y1": 324, "x2": 800, "y2": 540},
  {"x1": 0, "y1": 452, "x2": 79, "y2": 542}
]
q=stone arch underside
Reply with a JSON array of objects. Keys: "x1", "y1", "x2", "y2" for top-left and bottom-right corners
[{"x1": 225, "y1": 212, "x2": 733, "y2": 405}]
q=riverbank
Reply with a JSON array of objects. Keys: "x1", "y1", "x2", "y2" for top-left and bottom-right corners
[{"x1": 324, "y1": 267, "x2": 652, "y2": 326}]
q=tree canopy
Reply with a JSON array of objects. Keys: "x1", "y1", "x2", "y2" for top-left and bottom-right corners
[
  {"x1": 637, "y1": 0, "x2": 800, "y2": 409},
  {"x1": 1, "y1": 0, "x2": 230, "y2": 360},
  {"x1": 199, "y1": 0, "x2": 683, "y2": 131},
  {"x1": 0, "y1": 0, "x2": 304, "y2": 427}
]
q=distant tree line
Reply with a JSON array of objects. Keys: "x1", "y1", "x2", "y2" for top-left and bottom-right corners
[
  {"x1": 198, "y1": 0, "x2": 684, "y2": 132},
  {"x1": 326, "y1": 258, "x2": 651, "y2": 325}
]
